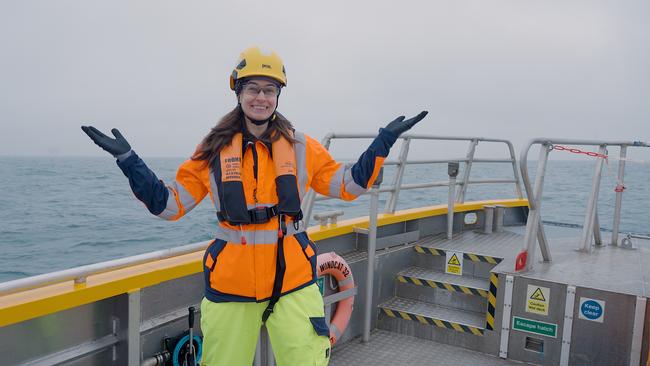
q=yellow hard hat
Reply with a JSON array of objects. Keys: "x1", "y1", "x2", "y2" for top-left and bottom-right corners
[{"x1": 229, "y1": 46, "x2": 287, "y2": 90}]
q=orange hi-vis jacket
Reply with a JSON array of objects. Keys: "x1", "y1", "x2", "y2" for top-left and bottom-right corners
[{"x1": 117, "y1": 128, "x2": 397, "y2": 303}]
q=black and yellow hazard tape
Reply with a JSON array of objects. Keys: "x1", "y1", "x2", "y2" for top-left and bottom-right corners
[
  {"x1": 381, "y1": 307, "x2": 484, "y2": 336},
  {"x1": 414, "y1": 245, "x2": 503, "y2": 264},
  {"x1": 414, "y1": 245, "x2": 445, "y2": 256},
  {"x1": 397, "y1": 275, "x2": 488, "y2": 298},
  {"x1": 464, "y1": 252, "x2": 502, "y2": 265},
  {"x1": 485, "y1": 272, "x2": 498, "y2": 331}
]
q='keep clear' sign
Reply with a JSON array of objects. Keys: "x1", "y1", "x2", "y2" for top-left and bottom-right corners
[{"x1": 579, "y1": 297, "x2": 605, "y2": 323}]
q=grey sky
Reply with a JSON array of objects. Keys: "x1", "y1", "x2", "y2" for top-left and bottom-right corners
[{"x1": 1, "y1": 1, "x2": 648, "y2": 161}]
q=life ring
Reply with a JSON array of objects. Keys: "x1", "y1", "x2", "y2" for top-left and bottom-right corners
[{"x1": 317, "y1": 251, "x2": 355, "y2": 345}]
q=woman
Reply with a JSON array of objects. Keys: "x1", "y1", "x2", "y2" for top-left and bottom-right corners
[{"x1": 82, "y1": 46, "x2": 427, "y2": 366}]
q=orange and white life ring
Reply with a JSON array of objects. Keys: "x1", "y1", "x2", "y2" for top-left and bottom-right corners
[{"x1": 317, "y1": 251, "x2": 355, "y2": 345}]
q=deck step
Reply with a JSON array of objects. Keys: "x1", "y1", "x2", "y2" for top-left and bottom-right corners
[
  {"x1": 414, "y1": 244, "x2": 503, "y2": 264},
  {"x1": 414, "y1": 230, "x2": 525, "y2": 265},
  {"x1": 397, "y1": 267, "x2": 489, "y2": 298},
  {"x1": 378, "y1": 297, "x2": 485, "y2": 336}
]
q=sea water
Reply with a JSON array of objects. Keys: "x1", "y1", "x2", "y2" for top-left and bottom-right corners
[{"x1": 1, "y1": 157, "x2": 648, "y2": 283}]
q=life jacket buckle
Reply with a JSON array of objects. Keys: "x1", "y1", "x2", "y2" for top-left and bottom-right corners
[
  {"x1": 250, "y1": 206, "x2": 273, "y2": 223},
  {"x1": 292, "y1": 210, "x2": 303, "y2": 230},
  {"x1": 217, "y1": 205, "x2": 280, "y2": 225}
]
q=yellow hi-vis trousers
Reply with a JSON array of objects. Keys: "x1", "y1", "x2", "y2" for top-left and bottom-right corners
[{"x1": 200, "y1": 283, "x2": 331, "y2": 366}]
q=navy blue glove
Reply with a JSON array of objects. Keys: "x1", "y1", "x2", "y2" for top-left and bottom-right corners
[
  {"x1": 384, "y1": 111, "x2": 428, "y2": 137},
  {"x1": 81, "y1": 126, "x2": 132, "y2": 158}
]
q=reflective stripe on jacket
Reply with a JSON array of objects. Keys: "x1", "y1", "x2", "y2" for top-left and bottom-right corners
[{"x1": 117, "y1": 128, "x2": 397, "y2": 302}]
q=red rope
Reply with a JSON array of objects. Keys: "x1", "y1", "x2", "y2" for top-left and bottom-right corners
[{"x1": 552, "y1": 145, "x2": 608, "y2": 159}]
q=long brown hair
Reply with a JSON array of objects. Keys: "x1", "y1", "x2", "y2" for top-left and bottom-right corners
[{"x1": 193, "y1": 107, "x2": 297, "y2": 166}]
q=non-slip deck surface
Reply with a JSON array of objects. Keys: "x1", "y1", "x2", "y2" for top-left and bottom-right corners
[
  {"x1": 399, "y1": 266, "x2": 490, "y2": 291},
  {"x1": 417, "y1": 230, "x2": 522, "y2": 259},
  {"x1": 379, "y1": 296, "x2": 485, "y2": 328},
  {"x1": 498, "y1": 226, "x2": 650, "y2": 297},
  {"x1": 330, "y1": 330, "x2": 531, "y2": 365}
]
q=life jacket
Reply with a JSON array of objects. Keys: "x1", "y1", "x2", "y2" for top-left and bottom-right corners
[
  {"x1": 209, "y1": 131, "x2": 309, "y2": 321},
  {"x1": 212, "y1": 132, "x2": 302, "y2": 227}
]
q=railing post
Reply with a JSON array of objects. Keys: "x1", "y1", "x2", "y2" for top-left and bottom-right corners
[
  {"x1": 447, "y1": 162, "x2": 460, "y2": 240},
  {"x1": 457, "y1": 139, "x2": 478, "y2": 203},
  {"x1": 579, "y1": 145, "x2": 607, "y2": 253},
  {"x1": 254, "y1": 326, "x2": 275, "y2": 366},
  {"x1": 483, "y1": 206, "x2": 495, "y2": 234},
  {"x1": 128, "y1": 290, "x2": 141, "y2": 366},
  {"x1": 593, "y1": 205, "x2": 603, "y2": 246},
  {"x1": 494, "y1": 205, "x2": 506, "y2": 232},
  {"x1": 362, "y1": 168, "x2": 383, "y2": 343},
  {"x1": 385, "y1": 138, "x2": 410, "y2": 213},
  {"x1": 611, "y1": 146, "x2": 627, "y2": 246},
  {"x1": 254, "y1": 333, "x2": 262, "y2": 366},
  {"x1": 507, "y1": 142, "x2": 524, "y2": 199},
  {"x1": 536, "y1": 220, "x2": 552, "y2": 262},
  {"x1": 522, "y1": 143, "x2": 552, "y2": 271}
]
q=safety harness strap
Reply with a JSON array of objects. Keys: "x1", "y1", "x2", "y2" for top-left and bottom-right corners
[{"x1": 263, "y1": 219, "x2": 287, "y2": 322}]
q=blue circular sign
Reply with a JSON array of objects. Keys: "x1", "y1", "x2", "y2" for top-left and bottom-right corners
[{"x1": 581, "y1": 300, "x2": 603, "y2": 320}]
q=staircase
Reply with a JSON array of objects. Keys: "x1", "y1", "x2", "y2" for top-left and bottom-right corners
[{"x1": 376, "y1": 230, "x2": 519, "y2": 351}]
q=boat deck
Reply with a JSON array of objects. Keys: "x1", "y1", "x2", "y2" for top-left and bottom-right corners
[
  {"x1": 499, "y1": 225, "x2": 650, "y2": 297},
  {"x1": 330, "y1": 330, "x2": 531, "y2": 365},
  {"x1": 330, "y1": 224, "x2": 650, "y2": 365},
  {"x1": 419, "y1": 225, "x2": 650, "y2": 297}
]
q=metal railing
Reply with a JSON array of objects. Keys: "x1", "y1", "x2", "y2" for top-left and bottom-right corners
[
  {"x1": 0, "y1": 240, "x2": 212, "y2": 296},
  {"x1": 518, "y1": 138, "x2": 649, "y2": 272},
  {"x1": 300, "y1": 133, "x2": 524, "y2": 343},
  {"x1": 1, "y1": 129, "x2": 524, "y2": 297},
  {"x1": 301, "y1": 133, "x2": 524, "y2": 227}
]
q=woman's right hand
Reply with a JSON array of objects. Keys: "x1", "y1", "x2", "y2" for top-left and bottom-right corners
[{"x1": 81, "y1": 126, "x2": 132, "y2": 158}]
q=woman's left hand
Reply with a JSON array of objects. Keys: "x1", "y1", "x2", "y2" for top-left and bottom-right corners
[{"x1": 383, "y1": 111, "x2": 428, "y2": 137}]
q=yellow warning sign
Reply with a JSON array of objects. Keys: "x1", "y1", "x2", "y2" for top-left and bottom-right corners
[
  {"x1": 526, "y1": 285, "x2": 549, "y2": 316},
  {"x1": 445, "y1": 251, "x2": 463, "y2": 275},
  {"x1": 530, "y1": 288, "x2": 546, "y2": 301},
  {"x1": 448, "y1": 254, "x2": 461, "y2": 265}
]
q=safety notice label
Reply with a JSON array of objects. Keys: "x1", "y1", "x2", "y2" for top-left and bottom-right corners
[
  {"x1": 512, "y1": 316, "x2": 557, "y2": 338},
  {"x1": 526, "y1": 285, "x2": 550, "y2": 316},
  {"x1": 579, "y1": 297, "x2": 605, "y2": 323},
  {"x1": 445, "y1": 251, "x2": 463, "y2": 275}
]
